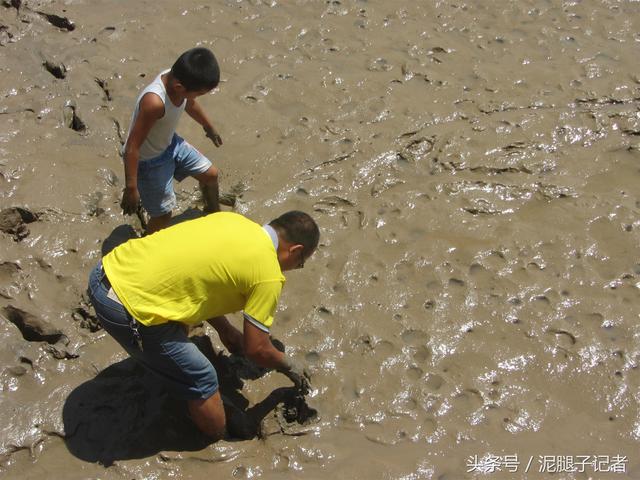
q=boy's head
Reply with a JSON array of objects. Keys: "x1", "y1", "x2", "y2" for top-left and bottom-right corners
[{"x1": 170, "y1": 48, "x2": 220, "y2": 92}]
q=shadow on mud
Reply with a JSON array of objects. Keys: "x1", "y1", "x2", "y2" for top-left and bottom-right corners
[{"x1": 62, "y1": 334, "x2": 316, "y2": 465}]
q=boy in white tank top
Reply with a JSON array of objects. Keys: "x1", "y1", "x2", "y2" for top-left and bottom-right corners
[{"x1": 121, "y1": 47, "x2": 224, "y2": 233}]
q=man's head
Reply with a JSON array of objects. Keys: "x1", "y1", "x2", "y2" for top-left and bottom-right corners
[
  {"x1": 170, "y1": 47, "x2": 220, "y2": 94},
  {"x1": 269, "y1": 211, "x2": 320, "y2": 271}
]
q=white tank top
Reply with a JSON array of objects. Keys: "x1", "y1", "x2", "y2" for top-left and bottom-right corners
[{"x1": 126, "y1": 70, "x2": 186, "y2": 161}]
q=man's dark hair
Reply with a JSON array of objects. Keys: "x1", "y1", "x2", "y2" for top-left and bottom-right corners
[
  {"x1": 171, "y1": 48, "x2": 220, "y2": 92},
  {"x1": 269, "y1": 211, "x2": 320, "y2": 255}
]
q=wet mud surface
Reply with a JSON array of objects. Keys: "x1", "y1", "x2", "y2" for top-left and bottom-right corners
[{"x1": 1, "y1": 0, "x2": 640, "y2": 478}]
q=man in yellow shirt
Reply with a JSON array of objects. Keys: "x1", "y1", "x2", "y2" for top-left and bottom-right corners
[{"x1": 87, "y1": 210, "x2": 319, "y2": 440}]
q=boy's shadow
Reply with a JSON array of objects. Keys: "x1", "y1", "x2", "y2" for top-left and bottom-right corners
[{"x1": 63, "y1": 335, "x2": 316, "y2": 466}]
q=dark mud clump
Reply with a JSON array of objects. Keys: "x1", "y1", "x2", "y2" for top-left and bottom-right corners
[
  {"x1": 2, "y1": 305, "x2": 66, "y2": 344},
  {"x1": 43, "y1": 60, "x2": 67, "y2": 79},
  {"x1": 36, "y1": 11, "x2": 75, "y2": 31},
  {"x1": 0, "y1": 207, "x2": 38, "y2": 241}
]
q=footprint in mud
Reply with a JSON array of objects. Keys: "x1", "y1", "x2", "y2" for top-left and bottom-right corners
[
  {"x1": 367, "y1": 57, "x2": 393, "y2": 72},
  {"x1": 546, "y1": 327, "x2": 577, "y2": 349},
  {"x1": 95, "y1": 78, "x2": 112, "y2": 101},
  {"x1": 412, "y1": 344, "x2": 431, "y2": 364},
  {"x1": 468, "y1": 262, "x2": 486, "y2": 277},
  {"x1": 486, "y1": 380, "x2": 502, "y2": 402},
  {"x1": 364, "y1": 415, "x2": 417, "y2": 446},
  {"x1": 354, "y1": 335, "x2": 396, "y2": 356},
  {"x1": 400, "y1": 136, "x2": 435, "y2": 163},
  {"x1": 420, "y1": 417, "x2": 438, "y2": 438},
  {"x1": 468, "y1": 262, "x2": 496, "y2": 284},
  {"x1": 63, "y1": 103, "x2": 87, "y2": 132},
  {"x1": 400, "y1": 329, "x2": 432, "y2": 366},
  {"x1": 425, "y1": 373, "x2": 445, "y2": 391},
  {"x1": 400, "y1": 328, "x2": 430, "y2": 346},
  {"x1": 374, "y1": 339, "x2": 399, "y2": 357},
  {"x1": 305, "y1": 350, "x2": 321, "y2": 365},
  {"x1": 531, "y1": 294, "x2": 551, "y2": 306},
  {"x1": 0, "y1": 261, "x2": 21, "y2": 299},
  {"x1": 451, "y1": 388, "x2": 484, "y2": 414},
  {"x1": 405, "y1": 366, "x2": 424, "y2": 381},
  {"x1": 584, "y1": 312, "x2": 605, "y2": 324},
  {"x1": 341, "y1": 377, "x2": 363, "y2": 402}
]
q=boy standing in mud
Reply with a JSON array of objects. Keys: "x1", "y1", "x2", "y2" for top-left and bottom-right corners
[{"x1": 120, "y1": 47, "x2": 224, "y2": 233}]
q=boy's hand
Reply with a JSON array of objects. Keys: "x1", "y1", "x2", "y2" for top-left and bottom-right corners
[
  {"x1": 204, "y1": 125, "x2": 223, "y2": 147},
  {"x1": 120, "y1": 186, "x2": 140, "y2": 215}
]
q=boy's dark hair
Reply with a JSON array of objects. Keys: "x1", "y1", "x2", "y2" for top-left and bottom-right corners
[
  {"x1": 171, "y1": 48, "x2": 220, "y2": 92},
  {"x1": 269, "y1": 211, "x2": 320, "y2": 255}
]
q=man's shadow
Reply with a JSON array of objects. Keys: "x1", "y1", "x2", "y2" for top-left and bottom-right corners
[{"x1": 63, "y1": 334, "x2": 316, "y2": 465}]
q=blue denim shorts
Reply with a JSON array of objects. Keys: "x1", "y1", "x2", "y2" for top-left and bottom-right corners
[
  {"x1": 137, "y1": 134, "x2": 212, "y2": 217},
  {"x1": 87, "y1": 262, "x2": 219, "y2": 400}
]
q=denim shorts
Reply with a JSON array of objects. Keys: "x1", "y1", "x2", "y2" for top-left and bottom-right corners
[
  {"x1": 137, "y1": 134, "x2": 212, "y2": 217},
  {"x1": 87, "y1": 262, "x2": 218, "y2": 400}
]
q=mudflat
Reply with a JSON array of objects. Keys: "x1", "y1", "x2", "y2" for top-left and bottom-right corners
[{"x1": 1, "y1": 1, "x2": 639, "y2": 478}]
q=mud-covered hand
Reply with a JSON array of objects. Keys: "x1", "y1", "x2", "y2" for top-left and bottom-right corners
[
  {"x1": 277, "y1": 355, "x2": 311, "y2": 395},
  {"x1": 120, "y1": 186, "x2": 140, "y2": 215},
  {"x1": 204, "y1": 125, "x2": 223, "y2": 147}
]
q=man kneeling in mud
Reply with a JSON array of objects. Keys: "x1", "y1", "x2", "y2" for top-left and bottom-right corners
[{"x1": 87, "y1": 211, "x2": 319, "y2": 439}]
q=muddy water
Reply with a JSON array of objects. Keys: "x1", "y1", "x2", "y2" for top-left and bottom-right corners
[{"x1": 1, "y1": 0, "x2": 640, "y2": 478}]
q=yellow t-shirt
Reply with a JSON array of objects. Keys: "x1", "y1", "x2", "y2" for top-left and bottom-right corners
[{"x1": 102, "y1": 212, "x2": 285, "y2": 329}]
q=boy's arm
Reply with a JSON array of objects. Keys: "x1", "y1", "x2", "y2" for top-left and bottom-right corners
[
  {"x1": 185, "y1": 98, "x2": 222, "y2": 147},
  {"x1": 121, "y1": 93, "x2": 164, "y2": 215}
]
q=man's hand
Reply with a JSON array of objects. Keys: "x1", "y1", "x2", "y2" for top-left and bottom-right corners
[
  {"x1": 120, "y1": 186, "x2": 140, "y2": 215},
  {"x1": 204, "y1": 125, "x2": 223, "y2": 147},
  {"x1": 277, "y1": 355, "x2": 311, "y2": 395}
]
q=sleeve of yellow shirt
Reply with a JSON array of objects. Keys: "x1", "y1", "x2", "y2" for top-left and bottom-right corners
[{"x1": 243, "y1": 280, "x2": 284, "y2": 332}]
